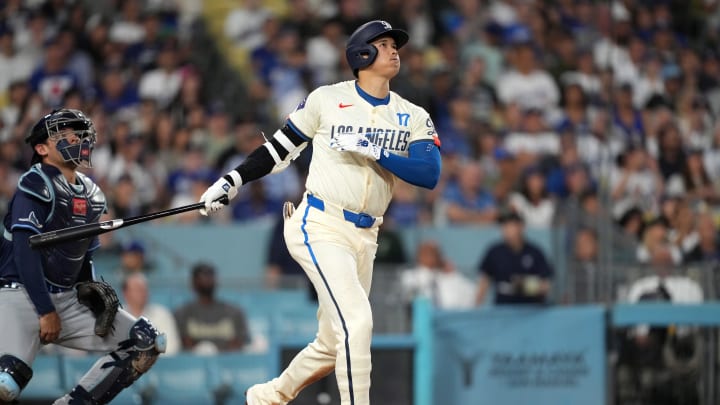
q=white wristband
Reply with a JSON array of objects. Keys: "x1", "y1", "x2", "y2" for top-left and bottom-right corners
[{"x1": 227, "y1": 170, "x2": 243, "y2": 187}]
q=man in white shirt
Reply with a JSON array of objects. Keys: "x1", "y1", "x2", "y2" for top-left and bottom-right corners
[
  {"x1": 496, "y1": 34, "x2": 559, "y2": 115},
  {"x1": 400, "y1": 240, "x2": 475, "y2": 310}
]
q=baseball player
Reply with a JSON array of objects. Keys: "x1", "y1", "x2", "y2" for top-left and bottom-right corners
[
  {"x1": 200, "y1": 20, "x2": 442, "y2": 405},
  {"x1": 0, "y1": 109, "x2": 166, "y2": 404}
]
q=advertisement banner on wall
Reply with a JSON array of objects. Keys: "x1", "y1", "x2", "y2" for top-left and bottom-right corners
[{"x1": 433, "y1": 305, "x2": 606, "y2": 405}]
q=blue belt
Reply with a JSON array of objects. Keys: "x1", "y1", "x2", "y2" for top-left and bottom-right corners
[
  {"x1": 46, "y1": 281, "x2": 73, "y2": 293},
  {"x1": 0, "y1": 279, "x2": 71, "y2": 292},
  {"x1": 0, "y1": 278, "x2": 20, "y2": 289},
  {"x1": 306, "y1": 194, "x2": 376, "y2": 228}
]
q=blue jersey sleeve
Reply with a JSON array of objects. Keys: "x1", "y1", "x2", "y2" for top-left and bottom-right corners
[
  {"x1": 10, "y1": 191, "x2": 55, "y2": 315},
  {"x1": 377, "y1": 140, "x2": 441, "y2": 189},
  {"x1": 14, "y1": 230, "x2": 55, "y2": 315}
]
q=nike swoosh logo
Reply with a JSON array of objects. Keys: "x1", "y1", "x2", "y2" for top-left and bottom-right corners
[{"x1": 339, "y1": 103, "x2": 354, "y2": 108}]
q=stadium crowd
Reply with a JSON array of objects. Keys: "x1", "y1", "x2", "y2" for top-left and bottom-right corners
[
  {"x1": 1, "y1": 0, "x2": 720, "y2": 293},
  {"x1": 3, "y1": 1, "x2": 720, "y2": 403}
]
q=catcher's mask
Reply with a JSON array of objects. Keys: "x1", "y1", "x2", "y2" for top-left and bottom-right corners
[{"x1": 26, "y1": 108, "x2": 97, "y2": 168}]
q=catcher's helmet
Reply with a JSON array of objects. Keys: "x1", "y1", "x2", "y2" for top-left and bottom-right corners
[
  {"x1": 26, "y1": 108, "x2": 97, "y2": 168},
  {"x1": 346, "y1": 20, "x2": 409, "y2": 77}
]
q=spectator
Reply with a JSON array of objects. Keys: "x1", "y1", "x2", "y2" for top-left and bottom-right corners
[
  {"x1": 198, "y1": 102, "x2": 234, "y2": 167},
  {"x1": 174, "y1": 262, "x2": 250, "y2": 353},
  {"x1": 458, "y1": 55, "x2": 497, "y2": 125},
  {"x1": 220, "y1": 122, "x2": 303, "y2": 205},
  {"x1": 108, "y1": 0, "x2": 146, "y2": 45},
  {"x1": 636, "y1": 217, "x2": 683, "y2": 266},
  {"x1": 476, "y1": 210, "x2": 554, "y2": 305},
  {"x1": 566, "y1": 227, "x2": 601, "y2": 304},
  {"x1": 124, "y1": 11, "x2": 165, "y2": 73},
  {"x1": 400, "y1": 240, "x2": 476, "y2": 309},
  {"x1": 547, "y1": 137, "x2": 595, "y2": 203},
  {"x1": 386, "y1": 181, "x2": 428, "y2": 227},
  {"x1": 618, "y1": 261, "x2": 703, "y2": 405},
  {"x1": 224, "y1": 0, "x2": 273, "y2": 51},
  {"x1": 503, "y1": 106, "x2": 560, "y2": 166},
  {"x1": 55, "y1": 27, "x2": 94, "y2": 98},
  {"x1": 442, "y1": 161, "x2": 497, "y2": 225},
  {"x1": 122, "y1": 272, "x2": 181, "y2": 355},
  {"x1": 116, "y1": 239, "x2": 151, "y2": 275},
  {"x1": 231, "y1": 180, "x2": 283, "y2": 223},
  {"x1": 96, "y1": 67, "x2": 140, "y2": 115},
  {"x1": 105, "y1": 125, "x2": 159, "y2": 208},
  {"x1": 610, "y1": 83, "x2": 645, "y2": 147},
  {"x1": 609, "y1": 144, "x2": 664, "y2": 214},
  {"x1": 680, "y1": 148, "x2": 720, "y2": 204},
  {"x1": 491, "y1": 146, "x2": 521, "y2": 203},
  {"x1": 668, "y1": 200, "x2": 700, "y2": 257},
  {"x1": 633, "y1": 52, "x2": 666, "y2": 109},
  {"x1": 305, "y1": 17, "x2": 345, "y2": 87},
  {"x1": 508, "y1": 166, "x2": 556, "y2": 227},
  {"x1": 108, "y1": 173, "x2": 144, "y2": 218},
  {"x1": 392, "y1": 46, "x2": 432, "y2": 111},
  {"x1": 554, "y1": 83, "x2": 592, "y2": 138},
  {"x1": 138, "y1": 40, "x2": 183, "y2": 109},
  {"x1": 28, "y1": 37, "x2": 78, "y2": 108},
  {"x1": 495, "y1": 31, "x2": 560, "y2": 115},
  {"x1": 683, "y1": 212, "x2": 720, "y2": 263},
  {"x1": 166, "y1": 144, "x2": 214, "y2": 205},
  {"x1": 560, "y1": 48, "x2": 602, "y2": 101},
  {"x1": 0, "y1": 26, "x2": 36, "y2": 94},
  {"x1": 655, "y1": 123, "x2": 686, "y2": 186}
]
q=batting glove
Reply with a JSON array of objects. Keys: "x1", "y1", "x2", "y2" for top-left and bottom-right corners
[
  {"x1": 199, "y1": 171, "x2": 242, "y2": 216},
  {"x1": 330, "y1": 133, "x2": 383, "y2": 161}
]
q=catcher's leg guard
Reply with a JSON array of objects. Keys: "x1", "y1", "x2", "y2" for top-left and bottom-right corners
[
  {"x1": 57, "y1": 317, "x2": 166, "y2": 405},
  {"x1": 0, "y1": 355, "x2": 33, "y2": 402}
]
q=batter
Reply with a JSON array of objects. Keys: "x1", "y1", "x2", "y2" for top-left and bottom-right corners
[{"x1": 200, "y1": 20, "x2": 442, "y2": 405}]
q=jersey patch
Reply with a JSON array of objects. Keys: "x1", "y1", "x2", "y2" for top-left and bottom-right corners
[
  {"x1": 396, "y1": 113, "x2": 410, "y2": 126},
  {"x1": 19, "y1": 211, "x2": 43, "y2": 229},
  {"x1": 73, "y1": 198, "x2": 87, "y2": 216}
]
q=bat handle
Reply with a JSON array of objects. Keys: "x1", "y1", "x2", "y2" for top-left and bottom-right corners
[{"x1": 217, "y1": 195, "x2": 230, "y2": 205}]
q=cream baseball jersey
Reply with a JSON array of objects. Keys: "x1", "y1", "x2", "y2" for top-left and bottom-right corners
[{"x1": 287, "y1": 80, "x2": 437, "y2": 216}]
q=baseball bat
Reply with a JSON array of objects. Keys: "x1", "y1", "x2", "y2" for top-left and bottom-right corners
[{"x1": 28, "y1": 196, "x2": 229, "y2": 248}]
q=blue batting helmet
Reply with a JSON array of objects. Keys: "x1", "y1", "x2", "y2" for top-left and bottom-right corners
[{"x1": 346, "y1": 20, "x2": 409, "y2": 77}]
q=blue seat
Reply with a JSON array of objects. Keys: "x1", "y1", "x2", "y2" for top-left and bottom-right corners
[
  {"x1": 140, "y1": 353, "x2": 215, "y2": 404},
  {"x1": 21, "y1": 354, "x2": 65, "y2": 401},
  {"x1": 207, "y1": 353, "x2": 272, "y2": 405},
  {"x1": 62, "y1": 355, "x2": 143, "y2": 405}
]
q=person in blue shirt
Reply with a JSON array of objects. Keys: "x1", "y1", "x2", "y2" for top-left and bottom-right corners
[{"x1": 476, "y1": 209, "x2": 554, "y2": 305}]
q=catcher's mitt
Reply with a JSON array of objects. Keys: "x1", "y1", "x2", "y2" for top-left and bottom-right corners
[{"x1": 76, "y1": 280, "x2": 120, "y2": 337}]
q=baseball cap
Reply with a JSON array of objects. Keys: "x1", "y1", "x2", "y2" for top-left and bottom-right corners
[{"x1": 122, "y1": 240, "x2": 145, "y2": 255}]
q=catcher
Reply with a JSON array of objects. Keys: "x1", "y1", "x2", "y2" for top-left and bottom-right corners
[{"x1": 0, "y1": 109, "x2": 166, "y2": 404}]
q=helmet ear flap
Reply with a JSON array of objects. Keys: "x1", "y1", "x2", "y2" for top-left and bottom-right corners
[{"x1": 346, "y1": 43, "x2": 378, "y2": 77}]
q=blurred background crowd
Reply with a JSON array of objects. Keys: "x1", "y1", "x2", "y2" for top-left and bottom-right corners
[
  {"x1": 3, "y1": 0, "x2": 720, "y2": 403},
  {"x1": 3, "y1": 0, "x2": 720, "y2": 270}
]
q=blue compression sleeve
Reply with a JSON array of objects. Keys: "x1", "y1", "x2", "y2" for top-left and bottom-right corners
[
  {"x1": 13, "y1": 230, "x2": 55, "y2": 315},
  {"x1": 377, "y1": 140, "x2": 441, "y2": 189}
]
